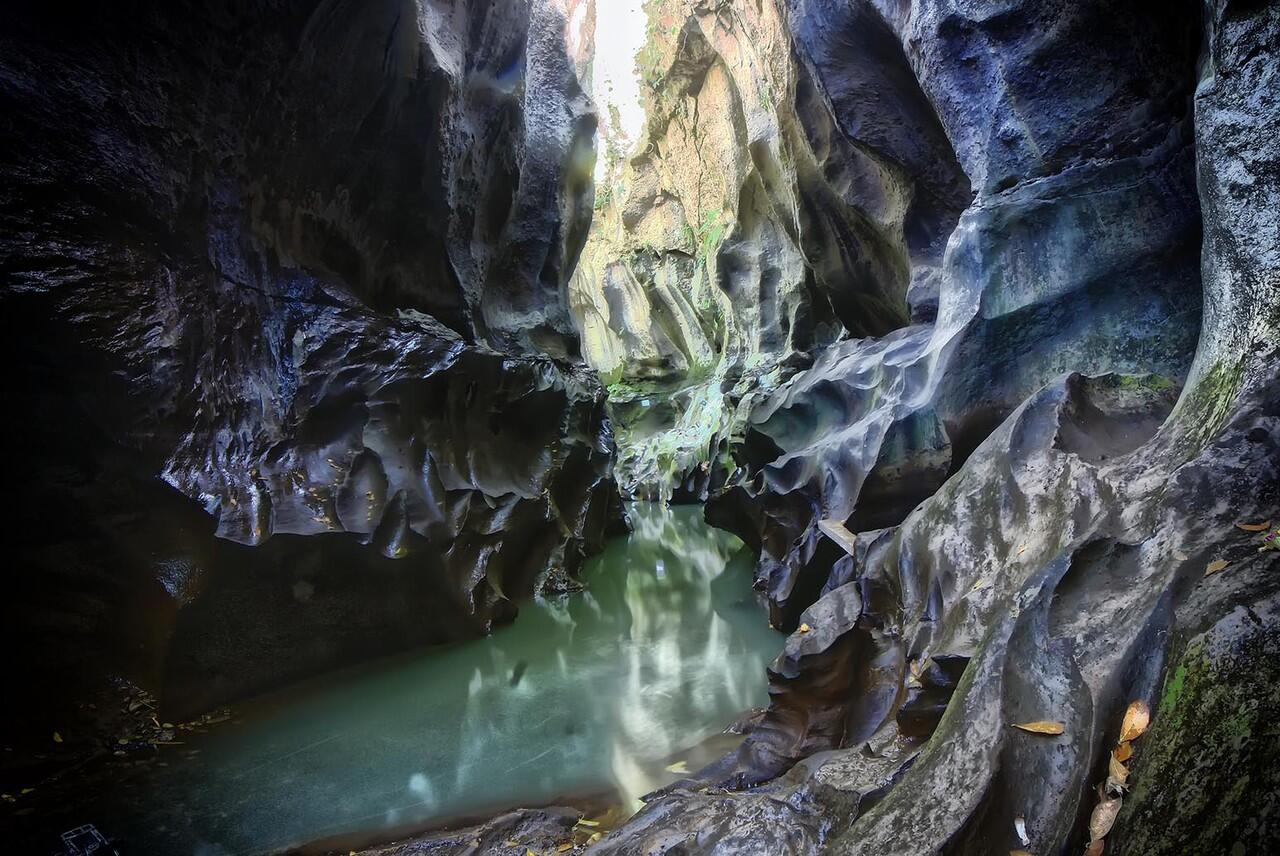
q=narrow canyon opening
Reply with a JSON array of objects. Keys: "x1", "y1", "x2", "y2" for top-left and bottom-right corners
[{"x1": 2, "y1": 1, "x2": 1277, "y2": 855}]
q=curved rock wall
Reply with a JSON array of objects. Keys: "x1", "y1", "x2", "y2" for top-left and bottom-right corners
[
  {"x1": 568, "y1": 0, "x2": 971, "y2": 498},
  {"x1": 712, "y1": 0, "x2": 1205, "y2": 631},
  {"x1": 0, "y1": 0, "x2": 620, "y2": 720},
  {"x1": 596, "y1": 0, "x2": 1278, "y2": 852}
]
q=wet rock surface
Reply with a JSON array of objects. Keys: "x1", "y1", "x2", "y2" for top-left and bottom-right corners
[{"x1": 1, "y1": 0, "x2": 619, "y2": 727}]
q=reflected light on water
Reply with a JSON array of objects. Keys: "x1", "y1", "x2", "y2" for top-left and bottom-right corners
[{"x1": 99, "y1": 504, "x2": 781, "y2": 853}]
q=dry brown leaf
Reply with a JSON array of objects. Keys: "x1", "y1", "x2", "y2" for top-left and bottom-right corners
[
  {"x1": 1089, "y1": 797, "x2": 1122, "y2": 841},
  {"x1": 1113, "y1": 741, "x2": 1133, "y2": 762},
  {"x1": 1084, "y1": 841, "x2": 1105, "y2": 856},
  {"x1": 1013, "y1": 720, "x2": 1065, "y2": 735},
  {"x1": 557, "y1": 844, "x2": 573, "y2": 853},
  {"x1": 1106, "y1": 753, "x2": 1129, "y2": 793},
  {"x1": 1236, "y1": 520, "x2": 1272, "y2": 532},
  {"x1": 1204, "y1": 558, "x2": 1230, "y2": 576},
  {"x1": 1010, "y1": 851, "x2": 1034, "y2": 856},
  {"x1": 1119, "y1": 701, "x2": 1150, "y2": 742}
]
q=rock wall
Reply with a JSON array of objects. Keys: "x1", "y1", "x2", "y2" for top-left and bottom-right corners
[
  {"x1": 0, "y1": 0, "x2": 621, "y2": 722},
  {"x1": 568, "y1": 0, "x2": 971, "y2": 498},
  {"x1": 595, "y1": 0, "x2": 1277, "y2": 852},
  {"x1": 712, "y1": 0, "x2": 1205, "y2": 631}
]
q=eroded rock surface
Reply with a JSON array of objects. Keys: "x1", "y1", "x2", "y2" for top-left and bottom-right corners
[
  {"x1": 593, "y1": 0, "x2": 1278, "y2": 852},
  {"x1": 570, "y1": 0, "x2": 971, "y2": 497},
  {"x1": 713, "y1": 0, "x2": 1204, "y2": 632},
  {"x1": 1, "y1": 0, "x2": 620, "y2": 721}
]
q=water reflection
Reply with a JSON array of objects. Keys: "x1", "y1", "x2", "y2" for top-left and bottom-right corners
[{"x1": 107, "y1": 504, "x2": 780, "y2": 854}]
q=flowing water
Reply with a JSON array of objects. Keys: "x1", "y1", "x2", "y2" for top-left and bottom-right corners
[{"x1": 93, "y1": 504, "x2": 780, "y2": 854}]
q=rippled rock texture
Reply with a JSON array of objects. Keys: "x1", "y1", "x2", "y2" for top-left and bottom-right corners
[
  {"x1": 569, "y1": 0, "x2": 971, "y2": 498},
  {"x1": 596, "y1": 0, "x2": 1278, "y2": 852},
  {"x1": 1, "y1": 0, "x2": 619, "y2": 722}
]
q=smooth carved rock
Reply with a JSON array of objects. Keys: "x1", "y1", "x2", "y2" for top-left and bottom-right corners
[
  {"x1": 712, "y1": 0, "x2": 1203, "y2": 634},
  {"x1": 598, "y1": 0, "x2": 1279, "y2": 847},
  {"x1": 570, "y1": 0, "x2": 972, "y2": 498}
]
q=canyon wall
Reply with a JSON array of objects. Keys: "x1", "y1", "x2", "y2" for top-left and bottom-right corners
[
  {"x1": 596, "y1": 0, "x2": 1278, "y2": 852},
  {"x1": 0, "y1": 0, "x2": 621, "y2": 722},
  {"x1": 569, "y1": 0, "x2": 971, "y2": 498}
]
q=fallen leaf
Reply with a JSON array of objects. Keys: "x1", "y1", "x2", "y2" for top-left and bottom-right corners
[
  {"x1": 52, "y1": 732, "x2": 62, "y2": 744},
  {"x1": 1013, "y1": 720, "x2": 1065, "y2": 735},
  {"x1": 1114, "y1": 741, "x2": 1133, "y2": 762},
  {"x1": 1014, "y1": 815, "x2": 1030, "y2": 846},
  {"x1": 665, "y1": 760, "x2": 689, "y2": 774},
  {"x1": 1084, "y1": 841, "x2": 1104, "y2": 856},
  {"x1": 1204, "y1": 558, "x2": 1229, "y2": 576},
  {"x1": 1106, "y1": 753, "x2": 1129, "y2": 793},
  {"x1": 798, "y1": 623, "x2": 811, "y2": 634},
  {"x1": 1173, "y1": 550, "x2": 1189, "y2": 562},
  {"x1": 1236, "y1": 520, "x2": 1272, "y2": 532},
  {"x1": 575, "y1": 819, "x2": 600, "y2": 828},
  {"x1": 1089, "y1": 797, "x2": 1122, "y2": 841},
  {"x1": 557, "y1": 844, "x2": 573, "y2": 853},
  {"x1": 1119, "y1": 701, "x2": 1150, "y2": 742},
  {"x1": 1010, "y1": 851, "x2": 1034, "y2": 856}
]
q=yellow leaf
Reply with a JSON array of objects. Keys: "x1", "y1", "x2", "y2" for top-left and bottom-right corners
[
  {"x1": 665, "y1": 760, "x2": 689, "y2": 774},
  {"x1": 1236, "y1": 520, "x2": 1272, "y2": 532},
  {"x1": 1012, "y1": 720, "x2": 1065, "y2": 735},
  {"x1": 1114, "y1": 740, "x2": 1133, "y2": 762},
  {"x1": 1089, "y1": 797, "x2": 1122, "y2": 840},
  {"x1": 575, "y1": 819, "x2": 600, "y2": 828},
  {"x1": 1010, "y1": 851, "x2": 1034, "y2": 856},
  {"x1": 1204, "y1": 558, "x2": 1229, "y2": 576},
  {"x1": 798, "y1": 623, "x2": 811, "y2": 634},
  {"x1": 1119, "y1": 701, "x2": 1150, "y2": 742},
  {"x1": 1106, "y1": 753, "x2": 1129, "y2": 793},
  {"x1": 52, "y1": 732, "x2": 63, "y2": 743},
  {"x1": 558, "y1": 844, "x2": 573, "y2": 853}
]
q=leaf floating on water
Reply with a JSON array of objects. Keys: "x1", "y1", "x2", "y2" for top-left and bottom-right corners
[
  {"x1": 798, "y1": 623, "x2": 811, "y2": 634},
  {"x1": 1204, "y1": 558, "x2": 1229, "y2": 576},
  {"x1": 665, "y1": 760, "x2": 689, "y2": 774},
  {"x1": 1114, "y1": 740, "x2": 1133, "y2": 762},
  {"x1": 1119, "y1": 701, "x2": 1150, "y2": 742},
  {"x1": 1014, "y1": 815, "x2": 1030, "y2": 846},
  {"x1": 1236, "y1": 520, "x2": 1272, "y2": 532},
  {"x1": 1089, "y1": 797, "x2": 1122, "y2": 841},
  {"x1": 1013, "y1": 720, "x2": 1065, "y2": 735}
]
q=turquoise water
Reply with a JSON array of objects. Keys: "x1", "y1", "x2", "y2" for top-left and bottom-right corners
[{"x1": 108, "y1": 504, "x2": 780, "y2": 854}]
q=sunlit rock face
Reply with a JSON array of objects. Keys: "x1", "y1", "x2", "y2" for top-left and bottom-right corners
[
  {"x1": 0, "y1": 0, "x2": 621, "y2": 720},
  {"x1": 569, "y1": 0, "x2": 971, "y2": 499},
  {"x1": 597, "y1": 1, "x2": 1279, "y2": 852}
]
